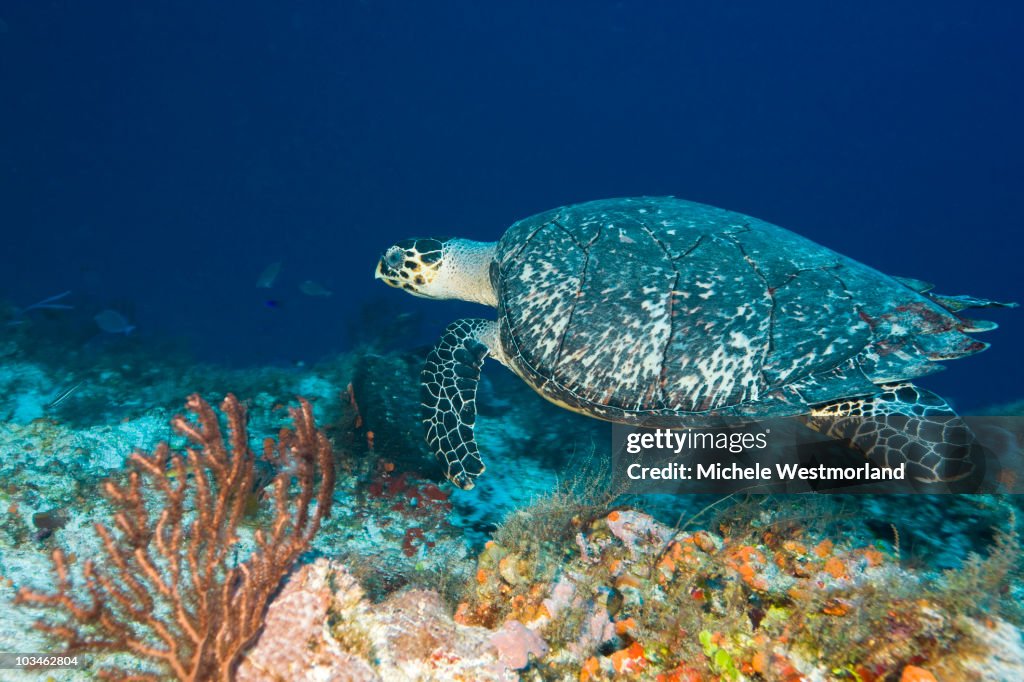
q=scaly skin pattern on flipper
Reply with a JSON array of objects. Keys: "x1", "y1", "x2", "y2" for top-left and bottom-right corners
[
  {"x1": 421, "y1": 318, "x2": 495, "y2": 490},
  {"x1": 804, "y1": 383, "x2": 978, "y2": 484}
]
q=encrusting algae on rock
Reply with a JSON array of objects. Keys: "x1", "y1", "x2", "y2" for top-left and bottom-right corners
[
  {"x1": 446, "y1": 502, "x2": 1023, "y2": 681},
  {"x1": 212, "y1": 495, "x2": 1024, "y2": 680},
  {"x1": 1, "y1": 321, "x2": 1022, "y2": 681}
]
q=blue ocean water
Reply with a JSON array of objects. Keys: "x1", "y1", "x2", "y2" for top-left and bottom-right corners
[{"x1": 1, "y1": 1, "x2": 1021, "y2": 409}]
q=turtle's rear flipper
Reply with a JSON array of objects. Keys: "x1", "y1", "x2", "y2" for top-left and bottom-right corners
[
  {"x1": 422, "y1": 319, "x2": 497, "y2": 490},
  {"x1": 803, "y1": 383, "x2": 981, "y2": 487}
]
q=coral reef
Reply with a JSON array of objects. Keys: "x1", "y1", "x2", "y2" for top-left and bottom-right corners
[
  {"x1": 14, "y1": 394, "x2": 335, "y2": 681},
  {"x1": 226, "y1": 497, "x2": 1024, "y2": 681},
  {"x1": 1, "y1": 321, "x2": 1022, "y2": 681},
  {"x1": 449, "y1": 500, "x2": 1023, "y2": 681},
  {"x1": 237, "y1": 558, "x2": 513, "y2": 681}
]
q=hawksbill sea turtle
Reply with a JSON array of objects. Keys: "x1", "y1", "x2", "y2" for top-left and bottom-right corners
[{"x1": 374, "y1": 197, "x2": 1015, "y2": 490}]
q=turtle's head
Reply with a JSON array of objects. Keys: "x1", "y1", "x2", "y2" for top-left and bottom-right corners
[
  {"x1": 375, "y1": 237, "x2": 497, "y2": 307},
  {"x1": 375, "y1": 238, "x2": 448, "y2": 296}
]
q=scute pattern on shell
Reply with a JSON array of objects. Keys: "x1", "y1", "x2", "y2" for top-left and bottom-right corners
[
  {"x1": 495, "y1": 197, "x2": 989, "y2": 420},
  {"x1": 658, "y1": 233, "x2": 772, "y2": 410}
]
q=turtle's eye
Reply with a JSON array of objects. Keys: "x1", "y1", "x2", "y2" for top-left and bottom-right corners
[{"x1": 385, "y1": 248, "x2": 405, "y2": 269}]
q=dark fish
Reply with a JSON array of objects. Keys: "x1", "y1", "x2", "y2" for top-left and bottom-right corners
[{"x1": 33, "y1": 509, "x2": 69, "y2": 531}]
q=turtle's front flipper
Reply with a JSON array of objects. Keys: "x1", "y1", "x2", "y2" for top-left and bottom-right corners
[
  {"x1": 422, "y1": 319, "x2": 499, "y2": 490},
  {"x1": 803, "y1": 383, "x2": 980, "y2": 486}
]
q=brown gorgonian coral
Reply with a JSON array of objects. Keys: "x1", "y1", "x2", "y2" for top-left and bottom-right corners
[{"x1": 16, "y1": 393, "x2": 336, "y2": 681}]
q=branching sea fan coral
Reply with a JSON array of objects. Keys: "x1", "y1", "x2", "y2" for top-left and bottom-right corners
[{"x1": 15, "y1": 393, "x2": 335, "y2": 681}]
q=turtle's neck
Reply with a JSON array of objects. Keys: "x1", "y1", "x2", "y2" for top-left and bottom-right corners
[{"x1": 440, "y1": 239, "x2": 498, "y2": 307}]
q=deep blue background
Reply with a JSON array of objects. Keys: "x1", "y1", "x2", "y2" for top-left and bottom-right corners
[{"x1": 2, "y1": 2, "x2": 1021, "y2": 410}]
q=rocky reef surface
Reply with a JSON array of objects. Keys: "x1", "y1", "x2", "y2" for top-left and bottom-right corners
[
  {"x1": 239, "y1": 506, "x2": 1024, "y2": 681},
  {"x1": 0, "y1": 317, "x2": 1022, "y2": 680}
]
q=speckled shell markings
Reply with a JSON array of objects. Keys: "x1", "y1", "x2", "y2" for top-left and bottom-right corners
[{"x1": 494, "y1": 197, "x2": 987, "y2": 424}]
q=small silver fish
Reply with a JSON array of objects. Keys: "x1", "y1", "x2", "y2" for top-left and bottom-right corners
[
  {"x1": 299, "y1": 280, "x2": 333, "y2": 297},
  {"x1": 256, "y1": 261, "x2": 282, "y2": 288},
  {"x1": 46, "y1": 381, "x2": 84, "y2": 409},
  {"x1": 94, "y1": 309, "x2": 135, "y2": 334}
]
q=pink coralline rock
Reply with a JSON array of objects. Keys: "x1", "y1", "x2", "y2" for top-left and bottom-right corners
[
  {"x1": 604, "y1": 510, "x2": 673, "y2": 557},
  {"x1": 374, "y1": 589, "x2": 457, "y2": 663},
  {"x1": 561, "y1": 595, "x2": 618, "y2": 659},
  {"x1": 490, "y1": 620, "x2": 549, "y2": 669},
  {"x1": 371, "y1": 588, "x2": 514, "y2": 680},
  {"x1": 584, "y1": 605, "x2": 616, "y2": 648},
  {"x1": 239, "y1": 558, "x2": 518, "y2": 682},
  {"x1": 237, "y1": 559, "x2": 379, "y2": 682},
  {"x1": 541, "y1": 578, "x2": 576, "y2": 620}
]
